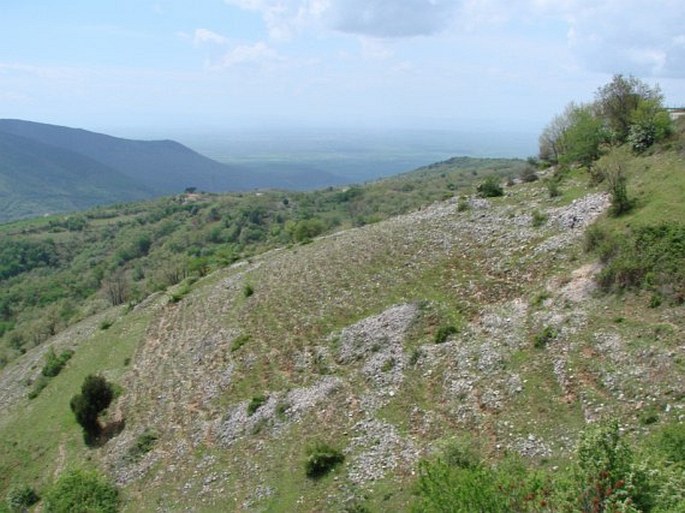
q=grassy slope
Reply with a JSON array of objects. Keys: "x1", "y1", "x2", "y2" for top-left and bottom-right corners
[{"x1": 0, "y1": 146, "x2": 683, "y2": 512}]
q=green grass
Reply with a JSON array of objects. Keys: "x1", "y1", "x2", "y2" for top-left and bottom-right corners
[{"x1": 0, "y1": 306, "x2": 151, "y2": 499}]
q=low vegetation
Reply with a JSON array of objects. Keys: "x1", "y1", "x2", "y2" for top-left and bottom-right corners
[
  {"x1": 43, "y1": 468, "x2": 119, "y2": 513},
  {"x1": 304, "y1": 441, "x2": 345, "y2": 479},
  {"x1": 413, "y1": 420, "x2": 685, "y2": 513}
]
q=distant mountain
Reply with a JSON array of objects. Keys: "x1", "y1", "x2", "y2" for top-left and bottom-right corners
[
  {"x1": 0, "y1": 119, "x2": 346, "y2": 222},
  {"x1": 0, "y1": 119, "x2": 255, "y2": 193},
  {"x1": 0, "y1": 130, "x2": 153, "y2": 222}
]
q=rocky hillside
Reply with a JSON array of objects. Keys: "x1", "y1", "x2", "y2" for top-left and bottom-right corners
[{"x1": 2, "y1": 155, "x2": 683, "y2": 511}]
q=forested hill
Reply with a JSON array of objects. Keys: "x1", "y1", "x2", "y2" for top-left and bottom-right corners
[
  {"x1": 0, "y1": 119, "x2": 347, "y2": 222},
  {"x1": 0, "y1": 119, "x2": 252, "y2": 190},
  {"x1": 0, "y1": 130, "x2": 152, "y2": 222}
]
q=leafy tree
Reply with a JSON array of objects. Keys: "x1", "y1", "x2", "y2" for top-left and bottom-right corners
[
  {"x1": 595, "y1": 74, "x2": 664, "y2": 144},
  {"x1": 628, "y1": 98, "x2": 673, "y2": 152},
  {"x1": 539, "y1": 103, "x2": 576, "y2": 163},
  {"x1": 558, "y1": 104, "x2": 606, "y2": 169},
  {"x1": 70, "y1": 375, "x2": 114, "y2": 444}
]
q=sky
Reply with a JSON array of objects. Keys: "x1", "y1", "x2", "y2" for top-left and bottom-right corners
[{"x1": 1, "y1": 0, "x2": 684, "y2": 140}]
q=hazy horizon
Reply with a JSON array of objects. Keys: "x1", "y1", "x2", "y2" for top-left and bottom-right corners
[{"x1": 2, "y1": 1, "x2": 683, "y2": 140}]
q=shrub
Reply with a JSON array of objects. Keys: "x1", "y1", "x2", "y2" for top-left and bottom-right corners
[
  {"x1": 6, "y1": 484, "x2": 39, "y2": 512},
  {"x1": 99, "y1": 319, "x2": 113, "y2": 330},
  {"x1": 533, "y1": 325, "x2": 558, "y2": 348},
  {"x1": 571, "y1": 420, "x2": 653, "y2": 513},
  {"x1": 595, "y1": 223, "x2": 685, "y2": 303},
  {"x1": 305, "y1": 442, "x2": 345, "y2": 479},
  {"x1": 43, "y1": 469, "x2": 119, "y2": 513},
  {"x1": 531, "y1": 210, "x2": 548, "y2": 227},
  {"x1": 655, "y1": 423, "x2": 685, "y2": 464},
  {"x1": 125, "y1": 429, "x2": 158, "y2": 462},
  {"x1": 545, "y1": 176, "x2": 562, "y2": 198},
  {"x1": 243, "y1": 284, "x2": 254, "y2": 298},
  {"x1": 70, "y1": 375, "x2": 114, "y2": 443},
  {"x1": 412, "y1": 453, "x2": 547, "y2": 513},
  {"x1": 28, "y1": 375, "x2": 50, "y2": 399},
  {"x1": 519, "y1": 165, "x2": 539, "y2": 183},
  {"x1": 476, "y1": 176, "x2": 504, "y2": 198},
  {"x1": 456, "y1": 196, "x2": 469, "y2": 212},
  {"x1": 42, "y1": 348, "x2": 74, "y2": 378},
  {"x1": 230, "y1": 334, "x2": 250, "y2": 352},
  {"x1": 597, "y1": 148, "x2": 632, "y2": 216},
  {"x1": 247, "y1": 394, "x2": 267, "y2": 416},
  {"x1": 435, "y1": 325, "x2": 458, "y2": 344}
]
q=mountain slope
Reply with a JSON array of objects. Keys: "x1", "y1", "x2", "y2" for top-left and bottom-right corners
[
  {"x1": 0, "y1": 119, "x2": 355, "y2": 222},
  {"x1": 0, "y1": 119, "x2": 254, "y2": 194},
  {"x1": 1, "y1": 162, "x2": 682, "y2": 511},
  {"x1": 0, "y1": 130, "x2": 152, "y2": 221}
]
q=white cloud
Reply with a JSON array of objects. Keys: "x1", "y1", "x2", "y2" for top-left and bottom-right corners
[
  {"x1": 358, "y1": 37, "x2": 393, "y2": 60},
  {"x1": 222, "y1": 0, "x2": 685, "y2": 79},
  {"x1": 218, "y1": 41, "x2": 281, "y2": 67},
  {"x1": 225, "y1": 0, "x2": 459, "y2": 39},
  {"x1": 327, "y1": 0, "x2": 457, "y2": 38},
  {"x1": 533, "y1": 0, "x2": 685, "y2": 78},
  {"x1": 225, "y1": 0, "x2": 328, "y2": 40},
  {"x1": 193, "y1": 28, "x2": 229, "y2": 46}
]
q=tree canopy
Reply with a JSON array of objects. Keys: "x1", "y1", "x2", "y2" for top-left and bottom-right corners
[{"x1": 539, "y1": 74, "x2": 671, "y2": 166}]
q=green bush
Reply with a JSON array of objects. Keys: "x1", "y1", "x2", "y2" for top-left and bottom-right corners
[
  {"x1": 243, "y1": 284, "x2": 254, "y2": 298},
  {"x1": 476, "y1": 176, "x2": 504, "y2": 198},
  {"x1": 595, "y1": 223, "x2": 685, "y2": 303},
  {"x1": 43, "y1": 469, "x2": 119, "y2": 513},
  {"x1": 412, "y1": 454, "x2": 547, "y2": 513},
  {"x1": 655, "y1": 423, "x2": 685, "y2": 464},
  {"x1": 70, "y1": 375, "x2": 114, "y2": 443},
  {"x1": 435, "y1": 325, "x2": 458, "y2": 344},
  {"x1": 305, "y1": 441, "x2": 345, "y2": 479},
  {"x1": 125, "y1": 429, "x2": 159, "y2": 463},
  {"x1": 456, "y1": 196, "x2": 469, "y2": 212},
  {"x1": 247, "y1": 394, "x2": 267, "y2": 416},
  {"x1": 533, "y1": 325, "x2": 558, "y2": 348},
  {"x1": 230, "y1": 334, "x2": 250, "y2": 352},
  {"x1": 99, "y1": 319, "x2": 113, "y2": 330},
  {"x1": 571, "y1": 420, "x2": 653, "y2": 513},
  {"x1": 531, "y1": 210, "x2": 548, "y2": 227},
  {"x1": 42, "y1": 348, "x2": 74, "y2": 378},
  {"x1": 545, "y1": 175, "x2": 562, "y2": 198},
  {"x1": 6, "y1": 484, "x2": 39, "y2": 512},
  {"x1": 519, "y1": 165, "x2": 539, "y2": 183}
]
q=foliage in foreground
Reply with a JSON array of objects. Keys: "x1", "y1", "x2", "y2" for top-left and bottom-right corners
[
  {"x1": 413, "y1": 420, "x2": 685, "y2": 513},
  {"x1": 5, "y1": 484, "x2": 39, "y2": 513},
  {"x1": 585, "y1": 222, "x2": 685, "y2": 304},
  {"x1": 43, "y1": 468, "x2": 119, "y2": 513}
]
